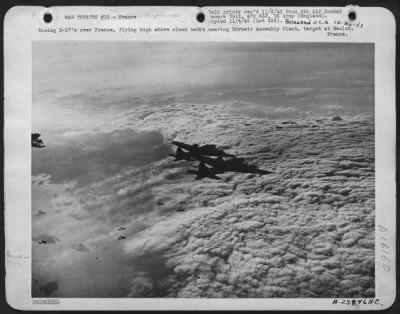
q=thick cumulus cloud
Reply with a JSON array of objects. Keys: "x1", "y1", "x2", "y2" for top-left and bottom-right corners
[
  {"x1": 32, "y1": 93, "x2": 374, "y2": 298},
  {"x1": 115, "y1": 101, "x2": 375, "y2": 298}
]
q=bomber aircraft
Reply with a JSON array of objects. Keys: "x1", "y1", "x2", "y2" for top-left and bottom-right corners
[
  {"x1": 169, "y1": 140, "x2": 272, "y2": 180},
  {"x1": 172, "y1": 141, "x2": 234, "y2": 158},
  {"x1": 32, "y1": 133, "x2": 45, "y2": 148}
]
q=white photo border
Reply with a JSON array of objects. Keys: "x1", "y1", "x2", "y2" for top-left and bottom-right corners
[{"x1": 4, "y1": 6, "x2": 396, "y2": 310}]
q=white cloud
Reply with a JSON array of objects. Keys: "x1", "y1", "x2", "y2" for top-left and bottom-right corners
[{"x1": 33, "y1": 96, "x2": 375, "y2": 298}]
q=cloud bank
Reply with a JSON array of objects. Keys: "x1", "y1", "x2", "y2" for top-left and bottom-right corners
[{"x1": 32, "y1": 91, "x2": 374, "y2": 298}]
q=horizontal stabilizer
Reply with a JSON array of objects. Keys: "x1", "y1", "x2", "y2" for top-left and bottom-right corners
[{"x1": 259, "y1": 170, "x2": 273, "y2": 175}]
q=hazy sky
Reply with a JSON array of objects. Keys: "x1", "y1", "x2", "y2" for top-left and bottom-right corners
[{"x1": 33, "y1": 41, "x2": 374, "y2": 99}]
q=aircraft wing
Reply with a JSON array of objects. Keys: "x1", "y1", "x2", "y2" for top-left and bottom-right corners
[
  {"x1": 252, "y1": 169, "x2": 273, "y2": 175},
  {"x1": 172, "y1": 141, "x2": 194, "y2": 152},
  {"x1": 234, "y1": 168, "x2": 273, "y2": 175},
  {"x1": 32, "y1": 142, "x2": 45, "y2": 148},
  {"x1": 198, "y1": 149, "x2": 234, "y2": 157},
  {"x1": 191, "y1": 155, "x2": 218, "y2": 166}
]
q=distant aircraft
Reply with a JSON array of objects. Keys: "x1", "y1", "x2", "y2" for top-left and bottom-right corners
[
  {"x1": 176, "y1": 208, "x2": 184, "y2": 212},
  {"x1": 117, "y1": 226, "x2": 126, "y2": 231},
  {"x1": 172, "y1": 141, "x2": 234, "y2": 158},
  {"x1": 38, "y1": 240, "x2": 47, "y2": 244},
  {"x1": 32, "y1": 133, "x2": 45, "y2": 148},
  {"x1": 35, "y1": 209, "x2": 46, "y2": 217},
  {"x1": 187, "y1": 162, "x2": 221, "y2": 180},
  {"x1": 194, "y1": 155, "x2": 272, "y2": 175},
  {"x1": 118, "y1": 235, "x2": 126, "y2": 240}
]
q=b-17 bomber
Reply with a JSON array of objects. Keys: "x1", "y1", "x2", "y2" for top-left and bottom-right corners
[
  {"x1": 170, "y1": 141, "x2": 272, "y2": 180},
  {"x1": 32, "y1": 133, "x2": 46, "y2": 148},
  {"x1": 172, "y1": 141, "x2": 234, "y2": 158}
]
